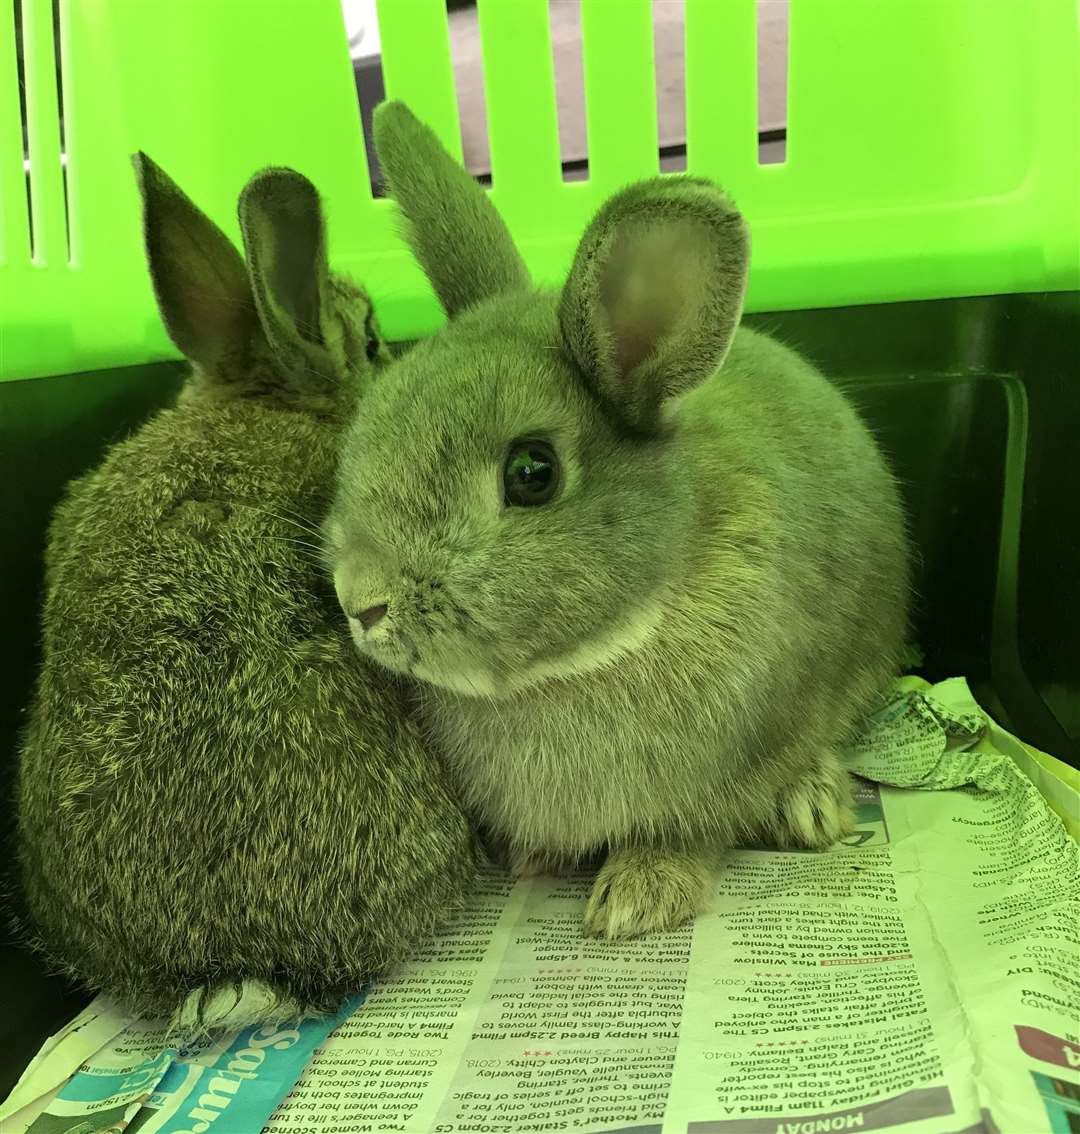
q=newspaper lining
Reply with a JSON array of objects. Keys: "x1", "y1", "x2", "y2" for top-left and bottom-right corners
[{"x1": 2, "y1": 677, "x2": 1077, "y2": 1134}]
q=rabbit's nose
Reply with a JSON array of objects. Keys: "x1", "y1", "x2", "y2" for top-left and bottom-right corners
[{"x1": 354, "y1": 603, "x2": 388, "y2": 631}]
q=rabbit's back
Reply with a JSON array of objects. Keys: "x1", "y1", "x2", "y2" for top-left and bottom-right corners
[
  {"x1": 18, "y1": 400, "x2": 475, "y2": 1016},
  {"x1": 693, "y1": 325, "x2": 907, "y2": 638},
  {"x1": 688, "y1": 324, "x2": 908, "y2": 730}
]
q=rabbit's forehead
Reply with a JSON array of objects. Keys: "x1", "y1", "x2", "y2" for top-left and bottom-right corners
[{"x1": 361, "y1": 340, "x2": 586, "y2": 460}]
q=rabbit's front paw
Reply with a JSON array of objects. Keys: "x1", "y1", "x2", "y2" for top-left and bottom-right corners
[
  {"x1": 767, "y1": 750, "x2": 855, "y2": 850},
  {"x1": 583, "y1": 847, "x2": 712, "y2": 940}
]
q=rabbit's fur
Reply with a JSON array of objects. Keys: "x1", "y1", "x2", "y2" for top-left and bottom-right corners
[
  {"x1": 15, "y1": 154, "x2": 477, "y2": 1028},
  {"x1": 325, "y1": 104, "x2": 909, "y2": 939}
]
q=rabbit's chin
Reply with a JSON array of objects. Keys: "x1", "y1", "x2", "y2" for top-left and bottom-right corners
[
  {"x1": 357, "y1": 592, "x2": 669, "y2": 701},
  {"x1": 366, "y1": 642, "x2": 504, "y2": 699},
  {"x1": 412, "y1": 660, "x2": 504, "y2": 698},
  {"x1": 351, "y1": 626, "x2": 504, "y2": 698}
]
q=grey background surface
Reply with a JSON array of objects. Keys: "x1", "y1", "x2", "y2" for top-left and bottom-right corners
[{"x1": 446, "y1": 0, "x2": 789, "y2": 174}]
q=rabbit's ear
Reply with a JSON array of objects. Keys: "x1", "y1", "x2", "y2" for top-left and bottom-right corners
[
  {"x1": 373, "y1": 100, "x2": 529, "y2": 317},
  {"x1": 238, "y1": 168, "x2": 336, "y2": 379},
  {"x1": 559, "y1": 177, "x2": 749, "y2": 436},
  {"x1": 133, "y1": 152, "x2": 257, "y2": 367}
]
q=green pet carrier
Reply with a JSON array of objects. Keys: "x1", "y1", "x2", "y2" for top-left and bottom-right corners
[{"x1": 2, "y1": 0, "x2": 1078, "y2": 1103}]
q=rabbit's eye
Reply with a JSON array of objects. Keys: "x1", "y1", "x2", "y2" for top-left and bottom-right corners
[{"x1": 503, "y1": 440, "x2": 559, "y2": 508}]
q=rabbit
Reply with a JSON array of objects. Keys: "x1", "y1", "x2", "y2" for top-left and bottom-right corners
[
  {"x1": 14, "y1": 151, "x2": 478, "y2": 1032},
  {"x1": 322, "y1": 101, "x2": 911, "y2": 943}
]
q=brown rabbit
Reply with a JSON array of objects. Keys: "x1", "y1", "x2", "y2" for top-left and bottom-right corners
[{"x1": 14, "y1": 153, "x2": 478, "y2": 1031}]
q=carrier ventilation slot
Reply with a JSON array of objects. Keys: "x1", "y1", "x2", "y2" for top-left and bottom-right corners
[
  {"x1": 550, "y1": 0, "x2": 588, "y2": 183},
  {"x1": 654, "y1": 0, "x2": 687, "y2": 173},
  {"x1": 13, "y1": 0, "x2": 32, "y2": 255},
  {"x1": 52, "y1": 0, "x2": 69, "y2": 249},
  {"x1": 447, "y1": 1, "x2": 492, "y2": 186},
  {"x1": 342, "y1": 0, "x2": 387, "y2": 197},
  {"x1": 12, "y1": 0, "x2": 71, "y2": 262},
  {"x1": 757, "y1": 0, "x2": 789, "y2": 164}
]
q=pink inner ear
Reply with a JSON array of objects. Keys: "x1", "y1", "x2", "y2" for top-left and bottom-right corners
[
  {"x1": 600, "y1": 220, "x2": 707, "y2": 379},
  {"x1": 160, "y1": 209, "x2": 253, "y2": 350}
]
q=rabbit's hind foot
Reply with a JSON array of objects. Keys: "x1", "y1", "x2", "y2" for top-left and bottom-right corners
[
  {"x1": 510, "y1": 847, "x2": 577, "y2": 879},
  {"x1": 482, "y1": 829, "x2": 576, "y2": 879},
  {"x1": 169, "y1": 979, "x2": 317, "y2": 1041}
]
